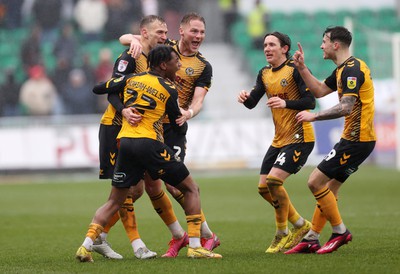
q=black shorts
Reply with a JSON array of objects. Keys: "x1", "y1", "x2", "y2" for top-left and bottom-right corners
[
  {"x1": 260, "y1": 142, "x2": 314, "y2": 175},
  {"x1": 163, "y1": 122, "x2": 188, "y2": 162},
  {"x1": 98, "y1": 124, "x2": 121, "y2": 179},
  {"x1": 318, "y1": 138, "x2": 375, "y2": 183},
  {"x1": 112, "y1": 138, "x2": 190, "y2": 188}
]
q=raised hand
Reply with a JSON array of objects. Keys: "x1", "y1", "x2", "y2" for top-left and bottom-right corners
[{"x1": 293, "y1": 42, "x2": 306, "y2": 69}]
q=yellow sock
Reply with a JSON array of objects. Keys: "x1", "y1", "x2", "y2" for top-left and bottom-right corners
[
  {"x1": 119, "y1": 196, "x2": 140, "y2": 242},
  {"x1": 150, "y1": 190, "x2": 178, "y2": 225},
  {"x1": 267, "y1": 176, "x2": 289, "y2": 232},
  {"x1": 86, "y1": 223, "x2": 104, "y2": 241},
  {"x1": 103, "y1": 211, "x2": 120, "y2": 233},
  {"x1": 172, "y1": 191, "x2": 206, "y2": 223},
  {"x1": 258, "y1": 184, "x2": 273, "y2": 205},
  {"x1": 172, "y1": 190, "x2": 207, "y2": 232},
  {"x1": 311, "y1": 203, "x2": 327, "y2": 234},
  {"x1": 260, "y1": 181, "x2": 301, "y2": 227},
  {"x1": 288, "y1": 203, "x2": 301, "y2": 225},
  {"x1": 186, "y1": 214, "x2": 202, "y2": 238},
  {"x1": 313, "y1": 187, "x2": 342, "y2": 226},
  {"x1": 274, "y1": 187, "x2": 290, "y2": 232}
]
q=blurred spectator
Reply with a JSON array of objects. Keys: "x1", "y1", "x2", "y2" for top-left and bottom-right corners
[
  {"x1": 0, "y1": 69, "x2": 21, "y2": 116},
  {"x1": 103, "y1": 0, "x2": 135, "y2": 41},
  {"x1": 0, "y1": 2, "x2": 4, "y2": 26},
  {"x1": 94, "y1": 47, "x2": 114, "y2": 83},
  {"x1": 122, "y1": 0, "x2": 143, "y2": 37},
  {"x1": 0, "y1": 0, "x2": 24, "y2": 28},
  {"x1": 53, "y1": 23, "x2": 79, "y2": 64},
  {"x1": 21, "y1": 0, "x2": 35, "y2": 25},
  {"x1": 19, "y1": 65, "x2": 58, "y2": 116},
  {"x1": 32, "y1": 0, "x2": 63, "y2": 45},
  {"x1": 60, "y1": 0, "x2": 75, "y2": 22},
  {"x1": 74, "y1": 0, "x2": 108, "y2": 42},
  {"x1": 247, "y1": 0, "x2": 269, "y2": 49},
  {"x1": 20, "y1": 24, "x2": 43, "y2": 73},
  {"x1": 397, "y1": 1, "x2": 400, "y2": 18},
  {"x1": 60, "y1": 68, "x2": 97, "y2": 114},
  {"x1": 79, "y1": 53, "x2": 96, "y2": 87},
  {"x1": 93, "y1": 48, "x2": 114, "y2": 112},
  {"x1": 51, "y1": 57, "x2": 73, "y2": 93},
  {"x1": 159, "y1": 0, "x2": 184, "y2": 40},
  {"x1": 218, "y1": 0, "x2": 240, "y2": 43},
  {"x1": 141, "y1": 0, "x2": 158, "y2": 15}
]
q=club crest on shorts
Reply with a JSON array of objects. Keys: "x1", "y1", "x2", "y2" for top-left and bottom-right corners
[{"x1": 118, "y1": 60, "x2": 129, "y2": 72}]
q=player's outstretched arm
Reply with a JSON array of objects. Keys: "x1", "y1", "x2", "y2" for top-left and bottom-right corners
[
  {"x1": 119, "y1": 33, "x2": 142, "y2": 59},
  {"x1": 296, "y1": 95, "x2": 356, "y2": 123},
  {"x1": 293, "y1": 42, "x2": 332, "y2": 98}
]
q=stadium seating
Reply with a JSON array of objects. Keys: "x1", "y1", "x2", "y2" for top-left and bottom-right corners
[
  {"x1": 230, "y1": 7, "x2": 400, "y2": 80},
  {"x1": 0, "y1": 7, "x2": 399, "y2": 85}
]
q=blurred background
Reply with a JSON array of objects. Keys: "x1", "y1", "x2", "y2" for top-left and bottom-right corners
[{"x1": 0, "y1": 0, "x2": 399, "y2": 177}]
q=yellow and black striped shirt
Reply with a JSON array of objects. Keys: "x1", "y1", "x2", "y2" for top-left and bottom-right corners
[
  {"x1": 100, "y1": 50, "x2": 148, "y2": 126},
  {"x1": 163, "y1": 39, "x2": 212, "y2": 122},
  {"x1": 324, "y1": 56, "x2": 376, "y2": 142},
  {"x1": 94, "y1": 72, "x2": 181, "y2": 142},
  {"x1": 245, "y1": 59, "x2": 315, "y2": 148}
]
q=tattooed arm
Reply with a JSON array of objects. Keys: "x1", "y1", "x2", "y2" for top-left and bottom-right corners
[
  {"x1": 315, "y1": 96, "x2": 356, "y2": 120},
  {"x1": 296, "y1": 95, "x2": 357, "y2": 122}
]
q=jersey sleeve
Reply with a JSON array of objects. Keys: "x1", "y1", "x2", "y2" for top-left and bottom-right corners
[
  {"x1": 92, "y1": 75, "x2": 129, "y2": 94},
  {"x1": 340, "y1": 63, "x2": 365, "y2": 97},
  {"x1": 244, "y1": 68, "x2": 266, "y2": 109},
  {"x1": 164, "y1": 83, "x2": 183, "y2": 132},
  {"x1": 324, "y1": 69, "x2": 338, "y2": 91},
  {"x1": 112, "y1": 49, "x2": 137, "y2": 78},
  {"x1": 285, "y1": 68, "x2": 316, "y2": 110},
  {"x1": 108, "y1": 92, "x2": 124, "y2": 113},
  {"x1": 194, "y1": 60, "x2": 212, "y2": 90}
]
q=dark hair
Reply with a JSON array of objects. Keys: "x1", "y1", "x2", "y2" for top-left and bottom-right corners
[
  {"x1": 180, "y1": 12, "x2": 206, "y2": 28},
  {"x1": 140, "y1": 15, "x2": 166, "y2": 29},
  {"x1": 323, "y1": 26, "x2": 352, "y2": 47},
  {"x1": 147, "y1": 45, "x2": 178, "y2": 70},
  {"x1": 264, "y1": 32, "x2": 292, "y2": 58}
]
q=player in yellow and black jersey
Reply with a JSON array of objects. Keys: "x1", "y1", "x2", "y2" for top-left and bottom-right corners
[
  {"x1": 120, "y1": 13, "x2": 220, "y2": 256},
  {"x1": 94, "y1": 15, "x2": 171, "y2": 260},
  {"x1": 76, "y1": 45, "x2": 222, "y2": 262},
  {"x1": 248, "y1": 58, "x2": 315, "y2": 147},
  {"x1": 286, "y1": 26, "x2": 376, "y2": 254},
  {"x1": 165, "y1": 38, "x2": 212, "y2": 111},
  {"x1": 94, "y1": 63, "x2": 184, "y2": 144},
  {"x1": 238, "y1": 31, "x2": 316, "y2": 254},
  {"x1": 99, "y1": 15, "x2": 167, "y2": 180},
  {"x1": 100, "y1": 50, "x2": 148, "y2": 127}
]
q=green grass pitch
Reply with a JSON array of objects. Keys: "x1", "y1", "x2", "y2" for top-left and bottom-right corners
[{"x1": 1, "y1": 165, "x2": 399, "y2": 274}]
